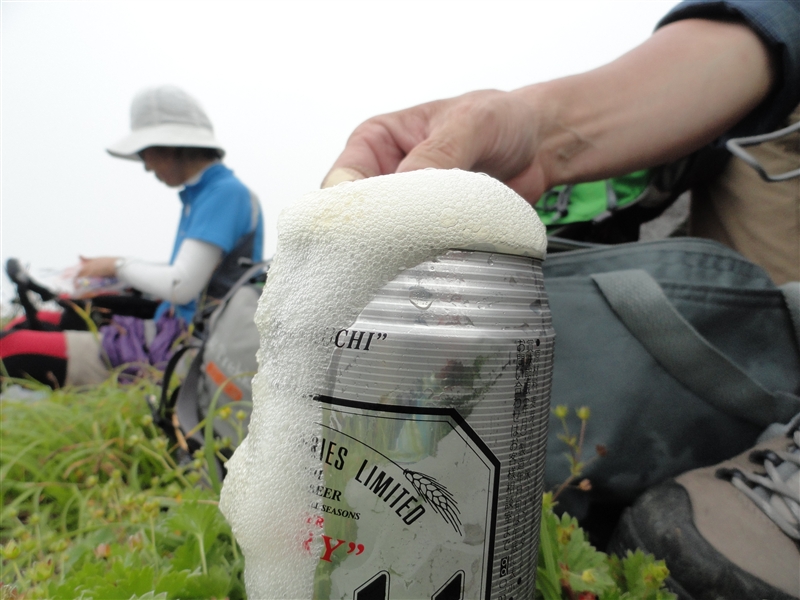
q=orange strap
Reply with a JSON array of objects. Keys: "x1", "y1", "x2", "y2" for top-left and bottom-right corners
[{"x1": 205, "y1": 361, "x2": 243, "y2": 401}]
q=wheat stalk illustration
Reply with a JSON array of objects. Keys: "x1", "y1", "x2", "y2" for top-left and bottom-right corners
[
  {"x1": 403, "y1": 469, "x2": 462, "y2": 535},
  {"x1": 317, "y1": 422, "x2": 463, "y2": 535}
]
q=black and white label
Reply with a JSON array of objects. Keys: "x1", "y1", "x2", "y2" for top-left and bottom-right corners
[{"x1": 308, "y1": 396, "x2": 499, "y2": 600}]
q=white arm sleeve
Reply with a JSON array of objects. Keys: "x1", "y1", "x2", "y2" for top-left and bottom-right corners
[{"x1": 116, "y1": 239, "x2": 223, "y2": 305}]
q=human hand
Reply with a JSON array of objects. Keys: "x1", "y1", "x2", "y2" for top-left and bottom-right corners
[
  {"x1": 321, "y1": 88, "x2": 553, "y2": 203},
  {"x1": 76, "y1": 256, "x2": 118, "y2": 279},
  {"x1": 322, "y1": 20, "x2": 774, "y2": 206}
]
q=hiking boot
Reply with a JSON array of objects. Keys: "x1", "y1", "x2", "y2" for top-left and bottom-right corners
[{"x1": 608, "y1": 417, "x2": 800, "y2": 600}]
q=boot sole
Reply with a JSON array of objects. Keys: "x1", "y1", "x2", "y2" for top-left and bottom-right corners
[{"x1": 607, "y1": 481, "x2": 795, "y2": 600}]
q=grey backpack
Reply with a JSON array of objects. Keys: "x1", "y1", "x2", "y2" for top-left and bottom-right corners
[
  {"x1": 541, "y1": 238, "x2": 800, "y2": 521},
  {"x1": 156, "y1": 263, "x2": 267, "y2": 481}
]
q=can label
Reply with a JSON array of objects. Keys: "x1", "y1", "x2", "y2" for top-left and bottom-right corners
[{"x1": 307, "y1": 251, "x2": 554, "y2": 600}]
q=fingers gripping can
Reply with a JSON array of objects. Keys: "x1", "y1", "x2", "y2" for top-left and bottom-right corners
[{"x1": 311, "y1": 249, "x2": 554, "y2": 600}]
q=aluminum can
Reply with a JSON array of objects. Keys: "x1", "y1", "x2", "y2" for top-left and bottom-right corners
[{"x1": 308, "y1": 249, "x2": 555, "y2": 600}]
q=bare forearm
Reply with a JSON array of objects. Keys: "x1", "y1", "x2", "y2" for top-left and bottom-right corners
[
  {"x1": 528, "y1": 18, "x2": 775, "y2": 190},
  {"x1": 324, "y1": 17, "x2": 775, "y2": 204}
]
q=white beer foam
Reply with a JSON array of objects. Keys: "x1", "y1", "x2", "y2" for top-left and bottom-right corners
[{"x1": 219, "y1": 168, "x2": 546, "y2": 598}]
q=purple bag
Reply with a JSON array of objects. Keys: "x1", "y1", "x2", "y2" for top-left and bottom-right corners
[
  {"x1": 101, "y1": 314, "x2": 185, "y2": 376},
  {"x1": 148, "y1": 315, "x2": 186, "y2": 370}
]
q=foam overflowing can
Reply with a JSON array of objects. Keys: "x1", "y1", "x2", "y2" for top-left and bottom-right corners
[{"x1": 220, "y1": 169, "x2": 554, "y2": 600}]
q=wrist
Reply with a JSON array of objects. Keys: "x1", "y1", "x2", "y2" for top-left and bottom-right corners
[
  {"x1": 510, "y1": 81, "x2": 565, "y2": 192},
  {"x1": 516, "y1": 75, "x2": 624, "y2": 188}
]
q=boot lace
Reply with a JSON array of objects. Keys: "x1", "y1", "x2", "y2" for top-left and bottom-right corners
[{"x1": 717, "y1": 426, "x2": 800, "y2": 541}]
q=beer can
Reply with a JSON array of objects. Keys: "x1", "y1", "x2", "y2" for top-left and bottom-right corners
[{"x1": 308, "y1": 249, "x2": 555, "y2": 600}]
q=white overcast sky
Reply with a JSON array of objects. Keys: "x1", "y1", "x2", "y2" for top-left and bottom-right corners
[{"x1": 1, "y1": 0, "x2": 677, "y2": 306}]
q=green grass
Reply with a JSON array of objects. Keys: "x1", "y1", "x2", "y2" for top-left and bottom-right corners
[
  {"x1": 1, "y1": 377, "x2": 674, "y2": 599},
  {"x1": 0, "y1": 375, "x2": 243, "y2": 599}
]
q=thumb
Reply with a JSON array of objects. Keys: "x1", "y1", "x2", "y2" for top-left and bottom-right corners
[{"x1": 321, "y1": 166, "x2": 368, "y2": 189}]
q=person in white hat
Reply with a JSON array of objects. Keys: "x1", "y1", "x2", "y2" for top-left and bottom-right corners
[
  {"x1": 2, "y1": 85, "x2": 264, "y2": 387},
  {"x1": 80, "y1": 84, "x2": 264, "y2": 322}
]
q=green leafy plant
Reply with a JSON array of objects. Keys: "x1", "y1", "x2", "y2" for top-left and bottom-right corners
[
  {"x1": 537, "y1": 405, "x2": 676, "y2": 600},
  {"x1": 552, "y1": 405, "x2": 607, "y2": 500},
  {"x1": 0, "y1": 375, "x2": 243, "y2": 599},
  {"x1": 536, "y1": 493, "x2": 675, "y2": 600},
  {"x1": 2, "y1": 376, "x2": 676, "y2": 599}
]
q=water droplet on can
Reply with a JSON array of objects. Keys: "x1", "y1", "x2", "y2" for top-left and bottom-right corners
[{"x1": 409, "y1": 286, "x2": 434, "y2": 310}]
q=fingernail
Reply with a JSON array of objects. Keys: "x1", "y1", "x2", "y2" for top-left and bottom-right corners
[{"x1": 321, "y1": 167, "x2": 366, "y2": 189}]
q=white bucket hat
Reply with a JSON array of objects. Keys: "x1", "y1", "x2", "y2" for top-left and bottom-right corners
[{"x1": 107, "y1": 85, "x2": 225, "y2": 160}]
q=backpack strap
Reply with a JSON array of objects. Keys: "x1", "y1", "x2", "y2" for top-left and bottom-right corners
[
  {"x1": 171, "y1": 345, "x2": 226, "y2": 486},
  {"x1": 592, "y1": 269, "x2": 800, "y2": 427},
  {"x1": 199, "y1": 190, "x2": 263, "y2": 313},
  {"x1": 779, "y1": 281, "x2": 800, "y2": 350},
  {"x1": 205, "y1": 261, "x2": 268, "y2": 335},
  {"x1": 173, "y1": 347, "x2": 207, "y2": 450},
  {"x1": 155, "y1": 344, "x2": 195, "y2": 433}
]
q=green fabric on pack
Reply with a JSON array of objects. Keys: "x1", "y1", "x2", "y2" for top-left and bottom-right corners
[{"x1": 535, "y1": 170, "x2": 650, "y2": 227}]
